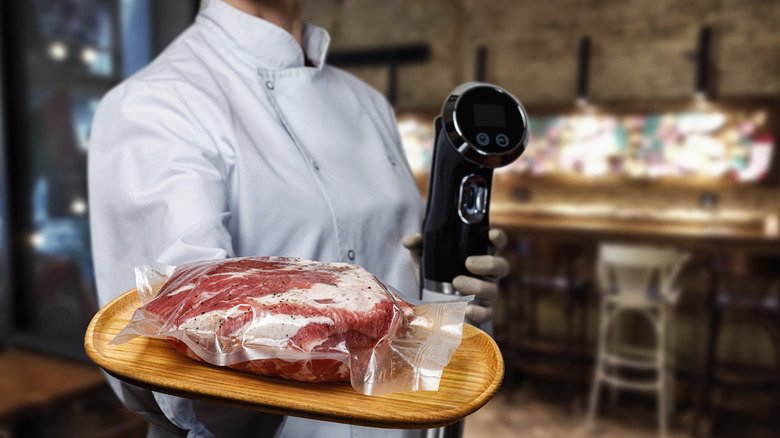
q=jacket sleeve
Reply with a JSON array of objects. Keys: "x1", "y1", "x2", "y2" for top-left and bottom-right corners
[
  {"x1": 88, "y1": 79, "x2": 235, "y2": 307},
  {"x1": 87, "y1": 79, "x2": 271, "y2": 438}
]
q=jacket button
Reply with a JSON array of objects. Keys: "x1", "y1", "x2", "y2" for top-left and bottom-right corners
[
  {"x1": 266, "y1": 80, "x2": 274, "y2": 90},
  {"x1": 347, "y1": 250, "x2": 355, "y2": 261}
]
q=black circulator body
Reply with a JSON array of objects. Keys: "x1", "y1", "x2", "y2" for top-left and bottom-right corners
[{"x1": 420, "y1": 83, "x2": 528, "y2": 301}]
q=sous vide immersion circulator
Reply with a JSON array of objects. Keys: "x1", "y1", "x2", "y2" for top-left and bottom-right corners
[{"x1": 420, "y1": 82, "x2": 528, "y2": 302}]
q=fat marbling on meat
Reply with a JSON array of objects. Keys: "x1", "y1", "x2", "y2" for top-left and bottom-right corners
[{"x1": 140, "y1": 256, "x2": 411, "y2": 383}]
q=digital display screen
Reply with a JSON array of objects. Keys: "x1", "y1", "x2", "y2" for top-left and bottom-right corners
[
  {"x1": 473, "y1": 104, "x2": 506, "y2": 128},
  {"x1": 454, "y1": 85, "x2": 526, "y2": 157}
]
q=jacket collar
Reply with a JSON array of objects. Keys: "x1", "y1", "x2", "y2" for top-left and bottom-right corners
[{"x1": 199, "y1": 1, "x2": 330, "y2": 71}]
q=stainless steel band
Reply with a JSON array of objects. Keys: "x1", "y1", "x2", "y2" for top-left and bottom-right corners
[{"x1": 422, "y1": 279, "x2": 456, "y2": 295}]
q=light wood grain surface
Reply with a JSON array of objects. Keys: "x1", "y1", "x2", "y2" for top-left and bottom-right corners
[{"x1": 84, "y1": 290, "x2": 504, "y2": 429}]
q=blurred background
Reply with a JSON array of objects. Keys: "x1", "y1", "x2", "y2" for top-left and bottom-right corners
[{"x1": 1, "y1": 1, "x2": 779, "y2": 437}]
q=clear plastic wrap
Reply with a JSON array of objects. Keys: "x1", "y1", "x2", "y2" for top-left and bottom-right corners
[{"x1": 111, "y1": 256, "x2": 471, "y2": 396}]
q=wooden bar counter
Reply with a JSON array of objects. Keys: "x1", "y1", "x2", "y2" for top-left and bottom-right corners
[{"x1": 490, "y1": 203, "x2": 780, "y2": 254}]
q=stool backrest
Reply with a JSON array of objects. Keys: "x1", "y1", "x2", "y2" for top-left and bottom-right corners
[{"x1": 597, "y1": 243, "x2": 689, "y2": 302}]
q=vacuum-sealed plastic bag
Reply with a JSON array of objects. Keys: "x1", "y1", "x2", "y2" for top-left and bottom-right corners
[{"x1": 112, "y1": 256, "x2": 471, "y2": 396}]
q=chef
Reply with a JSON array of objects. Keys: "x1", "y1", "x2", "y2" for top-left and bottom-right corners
[{"x1": 87, "y1": 0, "x2": 509, "y2": 437}]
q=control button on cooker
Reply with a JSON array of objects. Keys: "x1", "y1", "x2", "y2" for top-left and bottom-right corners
[
  {"x1": 496, "y1": 134, "x2": 510, "y2": 147},
  {"x1": 476, "y1": 132, "x2": 490, "y2": 146}
]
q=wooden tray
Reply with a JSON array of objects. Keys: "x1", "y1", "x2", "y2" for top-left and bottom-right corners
[{"x1": 84, "y1": 289, "x2": 504, "y2": 429}]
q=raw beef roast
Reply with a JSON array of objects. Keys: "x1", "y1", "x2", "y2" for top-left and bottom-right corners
[
  {"x1": 139, "y1": 257, "x2": 412, "y2": 382},
  {"x1": 113, "y1": 256, "x2": 470, "y2": 395}
]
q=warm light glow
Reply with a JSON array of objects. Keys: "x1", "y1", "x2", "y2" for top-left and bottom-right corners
[
  {"x1": 48, "y1": 41, "x2": 68, "y2": 61},
  {"x1": 70, "y1": 197, "x2": 88, "y2": 215},
  {"x1": 30, "y1": 232, "x2": 45, "y2": 248},
  {"x1": 81, "y1": 46, "x2": 98, "y2": 65},
  {"x1": 507, "y1": 108, "x2": 774, "y2": 183},
  {"x1": 396, "y1": 105, "x2": 775, "y2": 184}
]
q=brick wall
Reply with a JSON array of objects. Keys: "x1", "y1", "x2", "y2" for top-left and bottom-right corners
[
  {"x1": 304, "y1": 0, "x2": 780, "y2": 108},
  {"x1": 305, "y1": 0, "x2": 780, "y2": 218},
  {"x1": 303, "y1": 0, "x2": 780, "y2": 371}
]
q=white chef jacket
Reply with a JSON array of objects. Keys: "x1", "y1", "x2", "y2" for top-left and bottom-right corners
[{"x1": 88, "y1": 2, "x2": 425, "y2": 437}]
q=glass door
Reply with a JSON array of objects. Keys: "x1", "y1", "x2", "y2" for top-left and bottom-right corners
[{"x1": 1, "y1": 0, "x2": 195, "y2": 360}]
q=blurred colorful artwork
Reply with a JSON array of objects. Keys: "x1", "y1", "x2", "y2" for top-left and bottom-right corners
[{"x1": 399, "y1": 106, "x2": 775, "y2": 184}]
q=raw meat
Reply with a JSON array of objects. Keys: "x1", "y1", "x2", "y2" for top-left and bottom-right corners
[
  {"x1": 114, "y1": 255, "x2": 470, "y2": 395},
  {"x1": 141, "y1": 256, "x2": 411, "y2": 382}
]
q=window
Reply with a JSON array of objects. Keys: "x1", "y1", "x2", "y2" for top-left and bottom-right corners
[{"x1": 1, "y1": 0, "x2": 196, "y2": 360}]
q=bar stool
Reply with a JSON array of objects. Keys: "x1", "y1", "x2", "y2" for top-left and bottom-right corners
[
  {"x1": 586, "y1": 243, "x2": 689, "y2": 437},
  {"x1": 506, "y1": 237, "x2": 592, "y2": 409},
  {"x1": 693, "y1": 254, "x2": 780, "y2": 437}
]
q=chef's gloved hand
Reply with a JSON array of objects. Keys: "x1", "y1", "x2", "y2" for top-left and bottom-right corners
[{"x1": 402, "y1": 229, "x2": 510, "y2": 325}]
